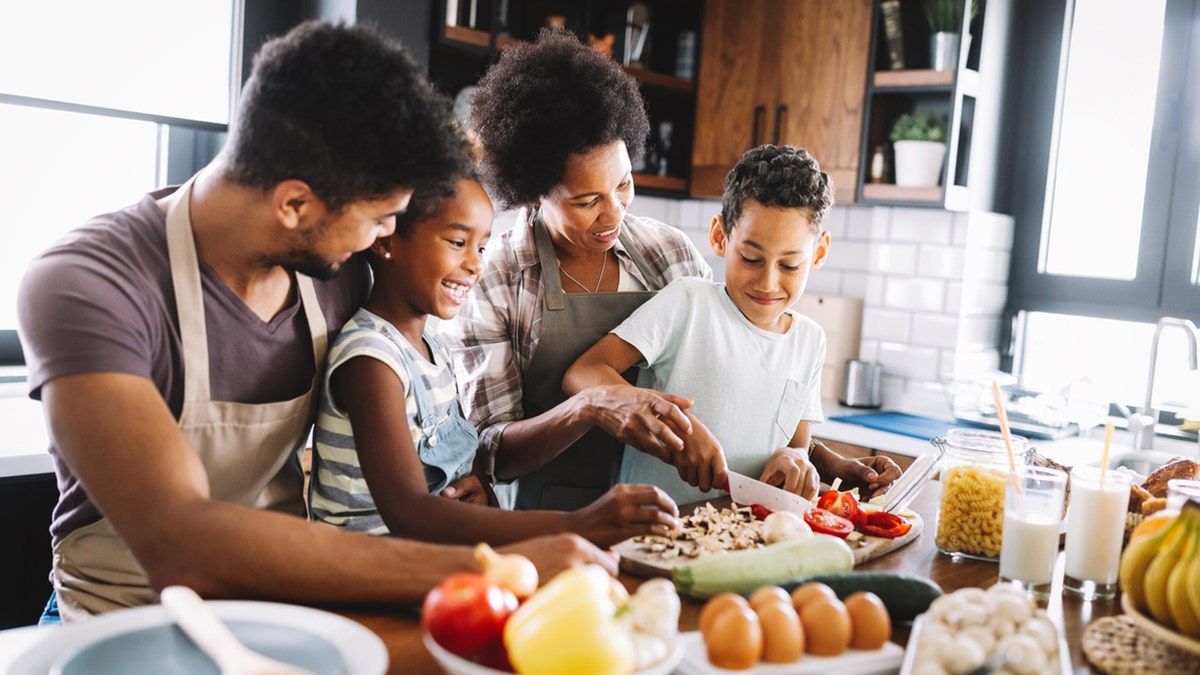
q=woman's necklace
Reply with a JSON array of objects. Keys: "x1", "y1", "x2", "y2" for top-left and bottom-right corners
[{"x1": 558, "y1": 251, "x2": 608, "y2": 293}]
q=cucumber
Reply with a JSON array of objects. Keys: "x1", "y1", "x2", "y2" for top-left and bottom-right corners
[
  {"x1": 779, "y1": 571, "x2": 943, "y2": 623},
  {"x1": 672, "y1": 535, "x2": 854, "y2": 599}
]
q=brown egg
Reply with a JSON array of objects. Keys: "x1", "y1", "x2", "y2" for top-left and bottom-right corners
[
  {"x1": 702, "y1": 604, "x2": 763, "y2": 670},
  {"x1": 699, "y1": 592, "x2": 750, "y2": 635},
  {"x1": 844, "y1": 591, "x2": 892, "y2": 650},
  {"x1": 790, "y1": 582, "x2": 839, "y2": 613},
  {"x1": 749, "y1": 585, "x2": 793, "y2": 611},
  {"x1": 755, "y1": 599, "x2": 805, "y2": 663},
  {"x1": 799, "y1": 597, "x2": 852, "y2": 657}
]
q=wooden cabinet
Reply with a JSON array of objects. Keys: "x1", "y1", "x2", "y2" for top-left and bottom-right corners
[
  {"x1": 690, "y1": 0, "x2": 872, "y2": 204},
  {"x1": 856, "y1": 0, "x2": 1011, "y2": 211},
  {"x1": 429, "y1": 0, "x2": 702, "y2": 196}
]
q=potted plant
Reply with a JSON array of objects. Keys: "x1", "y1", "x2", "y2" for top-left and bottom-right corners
[
  {"x1": 924, "y1": 0, "x2": 979, "y2": 70},
  {"x1": 890, "y1": 110, "x2": 948, "y2": 187}
]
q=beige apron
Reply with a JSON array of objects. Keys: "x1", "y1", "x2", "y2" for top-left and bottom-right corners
[
  {"x1": 51, "y1": 178, "x2": 328, "y2": 621},
  {"x1": 508, "y1": 219, "x2": 659, "y2": 511}
]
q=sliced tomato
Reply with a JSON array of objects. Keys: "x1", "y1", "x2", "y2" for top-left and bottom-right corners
[
  {"x1": 816, "y1": 489, "x2": 862, "y2": 525},
  {"x1": 749, "y1": 503, "x2": 773, "y2": 521},
  {"x1": 859, "y1": 510, "x2": 913, "y2": 539},
  {"x1": 802, "y1": 507, "x2": 856, "y2": 538}
]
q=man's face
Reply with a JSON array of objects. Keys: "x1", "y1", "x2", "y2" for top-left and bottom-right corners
[{"x1": 280, "y1": 189, "x2": 412, "y2": 279}]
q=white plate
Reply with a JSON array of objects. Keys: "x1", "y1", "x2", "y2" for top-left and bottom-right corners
[
  {"x1": 423, "y1": 630, "x2": 684, "y2": 675},
  {"x1": 898, "y1": 614, "x2": 1072, "y2": 675},
  {"x1": 7, "y1": 601, "x2": 387, "y2": 675},
  {"x1": 675, "y1": 630, "x2": 903, "y2": 675}
]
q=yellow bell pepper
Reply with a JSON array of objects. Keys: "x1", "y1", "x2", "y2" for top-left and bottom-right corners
[{"x1": 503, "y1": 564, "x2": 635, "y2": 675}]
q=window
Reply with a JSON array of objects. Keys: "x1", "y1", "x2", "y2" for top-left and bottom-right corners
[
  {"x1": 1006, "y1": 0, "x2": 1200, "y2": 415},
  {"x1": 0, "y1": 2, "x2": 239, "y2": 366}
]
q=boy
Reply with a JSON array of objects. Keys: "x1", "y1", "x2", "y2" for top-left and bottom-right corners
[{"x1": 565, "y1": 145, "x2": 899, "y2": 505}]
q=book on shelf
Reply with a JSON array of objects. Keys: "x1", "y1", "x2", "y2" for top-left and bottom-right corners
[{"x1": 880, "y1": 0, "x2": 906, "y2": 70}]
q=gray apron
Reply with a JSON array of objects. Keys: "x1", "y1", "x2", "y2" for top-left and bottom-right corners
[
  {"x1": 511, "y1": 219, "x2": 660, "y2": 511},
  {"x1": 51, "y1": 178, "x2": 327, "y2": 620}
]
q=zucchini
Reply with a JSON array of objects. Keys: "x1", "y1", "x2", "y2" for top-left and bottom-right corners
[
  {"x1": 672, "y1": 535, "x2": 854, "y2": 598},
  {"x1": 779, "y1": 571, "x2": 943, "y2": 623}
]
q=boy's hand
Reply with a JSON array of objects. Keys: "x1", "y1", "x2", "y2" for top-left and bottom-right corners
[
  {"x1": 760, "y1": 448, "x2": 820, "y2": 500},
  {"x1": 440, "y1": 475, "x2": 491, "y2": 505},
  {"x1": 569, "y1": 484, "x2": 681, "y2": 548},
  {"x1": 673, "y1": 420, "x2": 729, "y2": 493},
  {"x1": 587, "y1": 385, "x2": 693, "y2": 462},
  {"x1": 835, "y1": 455, "x2": 903, "y2": 500}
]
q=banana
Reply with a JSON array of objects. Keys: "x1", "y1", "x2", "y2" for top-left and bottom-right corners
[
  {"x1": 1167, "y1": 525, "x2": 1200, "y2": 638},
  {"x1": 1143, "y1": 518, "x2": 1190, "y2": 627},
  {"x1": 1120, "y1": 518, "x2": 1177, "y2": 613}
]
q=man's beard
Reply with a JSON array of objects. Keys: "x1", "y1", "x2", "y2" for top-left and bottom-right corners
[{"x1": 275, "y1": 250, "x2": 341, "y2": 281}]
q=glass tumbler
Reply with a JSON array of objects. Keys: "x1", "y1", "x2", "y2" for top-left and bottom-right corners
[
  {"x1": 998, "y1": 466, "x2": 1067, "y2": 598},
  {"x1": 1063, "y1": 465, "x2": 1133, "y2": 600}
]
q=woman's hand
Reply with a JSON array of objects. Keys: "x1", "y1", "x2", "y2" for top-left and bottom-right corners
[
  {"x1": 585, "y1": 385, "x2": 694, "y2": 462},
  {"x1": 673, "y1": 418, "x2": 730, "y2": 493},
  {"x1": 568, "y1": 484, "x2": 681, "y2": 548},
  {"x1": 759, "y1": 447, "x2": 820, "y2": 500},
  {"x1": 439, "y1": 474, "x2": 491, "y2": 505},
  {"x1": 498, "y1": 533, "x2": 620, "y2": 580},
  {"x1": 831, "y1": 455, "x2": 903, "y2": 500}
]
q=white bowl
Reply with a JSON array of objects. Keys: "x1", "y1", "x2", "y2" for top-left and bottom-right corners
[{"x1": 422, "y1": 631, "x2": 683, "y2": 675}]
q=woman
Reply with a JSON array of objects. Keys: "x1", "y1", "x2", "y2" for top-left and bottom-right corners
[{"x1": 443, "y1": 29, "x2": 713, "y2": 511}]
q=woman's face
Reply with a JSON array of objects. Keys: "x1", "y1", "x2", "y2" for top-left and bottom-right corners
[{"x1": 537, "y1": 140, "x2": 634, "y2": 256}]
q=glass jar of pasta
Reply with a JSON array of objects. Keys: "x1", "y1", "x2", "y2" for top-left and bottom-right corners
[{"x1": 934, "y1": 428, "x2": 1029, "y2": 560}]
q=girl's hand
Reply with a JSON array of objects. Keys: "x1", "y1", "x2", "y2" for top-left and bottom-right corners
[
  {"x1": 759, "y1": 448, "x2": 820, "y2": 500},
  {"x1": 440, "y1": 475, "x2": 490, "y2": 505},
  {"x1": 836, "y1": 455, "x2": 903, "y2": 500},
  {"x1": 570, "y1": 484, "x2": 681, "y2": 547}
]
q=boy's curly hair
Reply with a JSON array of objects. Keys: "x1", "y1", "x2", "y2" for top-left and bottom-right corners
[
  {"x1": 720, "y1": 145, "x2": 834, "y2": 234},
  {"x1": 468, "y1": 29, "x2": 649, "y2": 210},
  {"x1": 223, "y1": 21, "x2": 470, "y2": 212}
]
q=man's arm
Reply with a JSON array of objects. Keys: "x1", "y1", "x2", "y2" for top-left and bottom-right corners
[{"x1": 43, "y1": 372, "x2": 613, "y2": 604}]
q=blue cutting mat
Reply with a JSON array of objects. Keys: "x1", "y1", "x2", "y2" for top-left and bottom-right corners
[{"x1": 828, "y1": 412, "x2": 958, "y2": 441}]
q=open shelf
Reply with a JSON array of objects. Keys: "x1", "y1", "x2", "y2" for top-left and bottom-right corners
[
  {"x1": 622, "y1": 66, "x2": 695, "y2": 94},
  {"x1": 632, "y1": 173, "x2": 688, "y2": 193},
  {"x1": 443, "y1": 25, "x2": 520, "y2": 50}
]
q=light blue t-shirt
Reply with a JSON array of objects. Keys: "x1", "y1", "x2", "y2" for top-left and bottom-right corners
[{"x1": 613, "y1": 277, "x2": 825, "y2": 504}]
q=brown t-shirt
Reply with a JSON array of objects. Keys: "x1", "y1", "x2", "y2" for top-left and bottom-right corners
[{"x1": 17, "y1": 185, "x2": 371, "y2": 545}]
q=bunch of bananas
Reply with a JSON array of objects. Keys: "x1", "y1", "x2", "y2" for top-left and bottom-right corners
[{"x1": 1118, "y1": 501, "x2": 1200, "y2": 638}]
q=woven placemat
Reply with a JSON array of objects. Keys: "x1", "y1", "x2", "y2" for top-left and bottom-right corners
[{"x1": 1082, "y1": 616, "x2": 1200, "y2": 675}]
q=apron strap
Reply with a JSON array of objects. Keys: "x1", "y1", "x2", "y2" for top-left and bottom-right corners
[
  {"x1": 532, "y1": 219, "x2": 567, "y2": 311},
  {"x1": 165, "y1": 178, "x2": 212, "y2": 402},
  {"x1": 295, "y1": 274, "x2": 327, "y2": 368}
]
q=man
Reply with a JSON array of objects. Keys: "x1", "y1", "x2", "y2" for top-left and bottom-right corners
[{"x1": 18, "y1": 20, "x2": 612, "y2": 623}]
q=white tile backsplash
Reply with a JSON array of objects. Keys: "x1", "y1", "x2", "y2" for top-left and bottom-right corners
[
  {"x1": 877, "y1": 341, "x2": 941, "y2": 380},
  {"x1": 840, "y1": 271, "x2": 869, "y2": 300},
  {"x1": 826, "y1": 240, "x2": 871, "y2": 271},
  {"x1": 883, "y1": 277, "x2": 946, "y2": 312},
  {"x1": 806, "y1": 270, "x2": 843, "y2": 296},
  {"x1": 862, "y1": 307, "x2": 913, "y2": 342},
  {"x1": 845, "y1": 206, "x2": 887, "y2": 240},
  {"x1": 890, "y1": 209, "x2": 954, "y2": 244},
  {"x1": 869, "y1": 242, "x2": 920, "y2": 275},
  {"x1": 917, "y1": 244, "x2": 966, "y2": 279},
  {"x1": 910, "y1": 314, "x2": 960, "y2": 349},
  {"x1": 823, "y1": 207, "x2": 849, "y2": 238}
]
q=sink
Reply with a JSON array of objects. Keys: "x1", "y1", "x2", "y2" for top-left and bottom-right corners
[{"x1": 1095, "y1": 450, "x2": 1190, "y2": 477}]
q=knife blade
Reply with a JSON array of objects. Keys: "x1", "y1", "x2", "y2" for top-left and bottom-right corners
[{"x1": 726, "y1": 470, "x2": 816, "y2": 515}]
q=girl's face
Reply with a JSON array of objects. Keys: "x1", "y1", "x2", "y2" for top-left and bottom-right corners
[
  {"x1": 536, "y1": 140, "x2": 634, "y2": 257},
  {"x1": 380, "y1": 179, "x2": 494, "y2": 321},
  {"x1": 710, "y1": 201, "x2": 830, "y2": 333}
]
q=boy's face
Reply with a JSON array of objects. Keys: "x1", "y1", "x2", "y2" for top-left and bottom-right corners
[
  {"x1": 710, "y1": 201, "x2": 829, "y2": 333},
  {"x1": 381, "y1": 179, "x2": 494, "y2": 321}
]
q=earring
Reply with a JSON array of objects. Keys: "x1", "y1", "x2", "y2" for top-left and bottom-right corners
[{"x1": 383, "y1": 252, "x2": 392, "y2": 260}]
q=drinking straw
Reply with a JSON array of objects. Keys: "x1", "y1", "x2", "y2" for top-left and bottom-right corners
[
  {"x1": 1100, "y1": 422, "x2": 1114, "y2": 489},
  {"x1": 992, "y1": 381, "x2": 1022, "y2": 495}
]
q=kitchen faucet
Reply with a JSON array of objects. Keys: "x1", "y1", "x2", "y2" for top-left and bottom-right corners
[{"x1": 1130, "y1": 317, "x2": 1199, "y2": 450}]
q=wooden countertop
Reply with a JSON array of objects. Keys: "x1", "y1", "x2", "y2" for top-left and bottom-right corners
[{"x1": 341, "y1": 480, "x2": 1115, "y2": 674}]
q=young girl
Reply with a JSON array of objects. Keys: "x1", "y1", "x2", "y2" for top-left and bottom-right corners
[{"x1": 309, "y1": 176, "x2": 679, "y2": 546}]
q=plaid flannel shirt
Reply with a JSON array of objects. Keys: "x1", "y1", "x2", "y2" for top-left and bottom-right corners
[{"x1": 441, "y1": 209, "x2": 712, "y2": 469}]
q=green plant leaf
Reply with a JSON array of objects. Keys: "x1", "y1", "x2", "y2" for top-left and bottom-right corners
[{"x1": 889, "y1": 109, "x2": 948, "y2": 143}]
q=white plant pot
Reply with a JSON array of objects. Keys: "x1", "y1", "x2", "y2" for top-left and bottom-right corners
[{"x1": 893, "y1": 140, "x2": 946, "y2": 187}]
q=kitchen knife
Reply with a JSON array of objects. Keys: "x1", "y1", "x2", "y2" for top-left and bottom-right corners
[{"x1": 726, "y1": 470, "x2": 816, "y2": 515}]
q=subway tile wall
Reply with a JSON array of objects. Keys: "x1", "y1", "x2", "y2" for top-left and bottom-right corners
[{"x1": 495, "y1": 195, "x2": 1014, "y2": 417}]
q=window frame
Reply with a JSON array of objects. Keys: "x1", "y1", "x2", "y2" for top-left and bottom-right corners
[{"x1": 1004, "y1": 0, "x2": 1200, "y2": 362}]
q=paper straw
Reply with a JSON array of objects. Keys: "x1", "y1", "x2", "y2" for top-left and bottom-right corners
[
  {"x1": 992, "y1": 381, "x2": 1022, "y2": 495},
  {"x1": 1100, "y1": 422, "x2": 1114, "y2": 489}
]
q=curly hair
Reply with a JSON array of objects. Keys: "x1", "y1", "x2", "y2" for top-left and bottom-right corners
[
  {"x1": 720, "y1": 145, "x2": 835, "y2": 234},
  {"x1": 223, "y1": 20, "x2": 470, "y2": 212},
  {"x1": 468, "y1": 29, "x2": 650, "y2": 210}
]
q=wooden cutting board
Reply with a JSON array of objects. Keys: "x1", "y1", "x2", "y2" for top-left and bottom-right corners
[{"x1": 612, "y1": 513, "x2": 924, "y2": 580}]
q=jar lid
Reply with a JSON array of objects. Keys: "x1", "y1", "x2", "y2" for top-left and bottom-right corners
[{"x1": 945, "y1": 428, "x2": 1029, "y2": 455}]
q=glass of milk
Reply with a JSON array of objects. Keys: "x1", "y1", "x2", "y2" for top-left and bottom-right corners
[
  {"x1": 1063, "y1": 465, "x2": 1133, "y2": 600},
  {"x1": 998, "y1": 466, "x2": 1067, "y2": 598}
]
